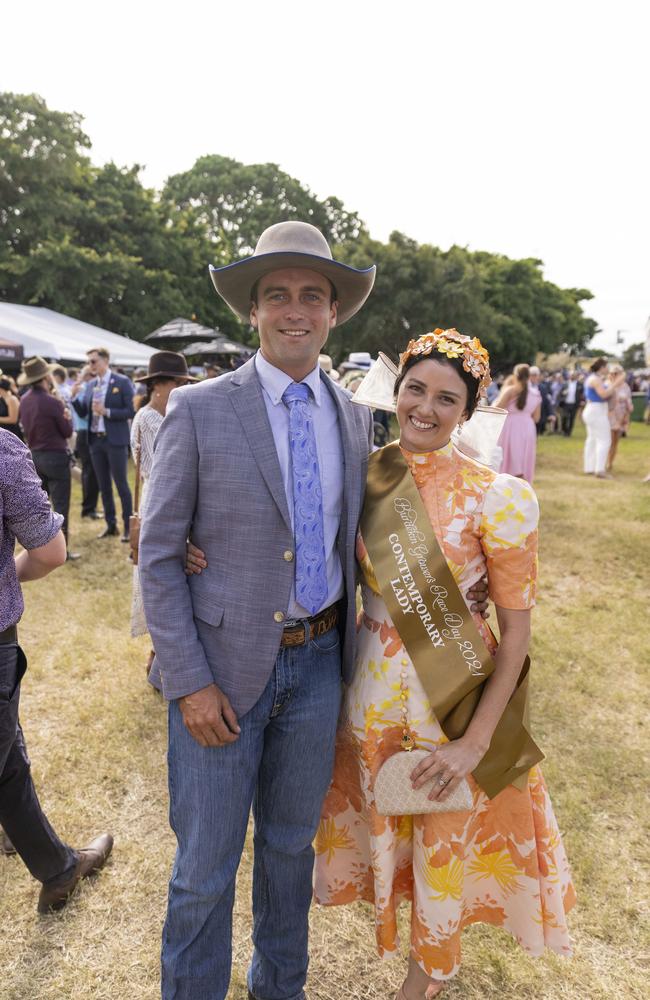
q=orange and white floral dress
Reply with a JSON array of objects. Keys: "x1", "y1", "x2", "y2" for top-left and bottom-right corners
[{"x1": 314, "y1": 442, "x2": 575, "y2": 980}]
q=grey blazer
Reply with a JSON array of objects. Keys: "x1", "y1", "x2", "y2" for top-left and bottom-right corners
[{"x1": 138, "y1": 357, "x2": 373, "y2": 716}]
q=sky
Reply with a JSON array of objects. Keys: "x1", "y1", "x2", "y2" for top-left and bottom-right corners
[{"x1": 4, "y1": 0, "x2": 649, "y2": 356}]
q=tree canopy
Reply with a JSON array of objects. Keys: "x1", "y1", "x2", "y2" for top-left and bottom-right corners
[{"x1": 1, "y1": 92, "x2": 598, "y2": 362}]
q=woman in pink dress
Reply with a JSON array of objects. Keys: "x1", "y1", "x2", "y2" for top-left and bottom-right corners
[{"x1": 495, "y1": 364, "x2": 541, "y2": 483}]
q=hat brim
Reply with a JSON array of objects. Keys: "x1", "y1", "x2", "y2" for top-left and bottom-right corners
[
  {"x1": 134, "y1": 372, "x2": 198, "y2": 383},
  {"x1": 17, "y1": 363, "x2": 57, "y2": 387},
  {"x1": 209, "y1": 252, "x2": 376, "y2": 326}
]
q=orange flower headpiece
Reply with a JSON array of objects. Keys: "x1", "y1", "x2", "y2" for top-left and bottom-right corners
[{"x1": 399, "y1": 328, "x2": 491, "y2": 398}]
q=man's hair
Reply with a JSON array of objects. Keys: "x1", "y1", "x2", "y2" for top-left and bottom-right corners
[
  {"x1": 87, "y1": 347, "x2": 110, "y2": 361},
  {"x1": 51, "y1": 365, "x2": 67, "y2": 380},
  {"x1": 249, "y1": 276, "x2": 338, "y2": 306}
]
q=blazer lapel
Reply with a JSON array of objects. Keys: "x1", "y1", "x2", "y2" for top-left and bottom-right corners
[{"x1": 228, "y1": 361, "x2": 292, "y2": 531}]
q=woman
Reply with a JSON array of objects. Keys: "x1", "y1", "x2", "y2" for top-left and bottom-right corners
[
  {"x1": 493, "y1": 363, "x2": 541, "y2": 482},
  {"x1": 314, "y1": 330, "x2": 574, "y2": 998},
  {"x1": 582, "y1": 358, "x2": 626, "y2": 478},
  {"x1": 0, "y1": 370, "x2": 22, "y2": 439},
  {"x1": 606, "y1": 364, "x2": 633, "y2": 473},
  {"x1": 130, "y1": 352, "x2": 197, "y2": 660}
]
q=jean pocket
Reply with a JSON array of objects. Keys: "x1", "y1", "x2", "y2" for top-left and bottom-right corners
[{"x1": 310, "y1": 627, "x2": 340, "y2": 654}]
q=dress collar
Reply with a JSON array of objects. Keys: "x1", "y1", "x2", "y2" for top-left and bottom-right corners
[
  {"x1": 400, "y1": 438, "x2": 454, "y2": 466},
  {"x1": 255, "y1": 350, "x2": 322, "y2": 406}
]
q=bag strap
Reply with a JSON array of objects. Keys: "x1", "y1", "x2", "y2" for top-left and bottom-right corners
[{"x1": 133, "y1": 425, "x2": 142, "y2": 514}]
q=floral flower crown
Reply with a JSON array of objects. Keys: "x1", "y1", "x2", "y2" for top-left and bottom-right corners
[{"x1": 398, "y1": 329, "x2": 491, "y2": 397}]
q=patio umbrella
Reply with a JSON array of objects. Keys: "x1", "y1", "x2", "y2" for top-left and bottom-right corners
[
  {"x1": 144, "y1": 317, "x2": 218, "y2": 344},
  {"x1": 182, "y1": 336, "x2": 254, "y2": 357}
]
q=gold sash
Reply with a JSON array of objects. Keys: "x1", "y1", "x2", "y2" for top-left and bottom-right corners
[{"x1": 360, "y1": 442, "x2": 544, "y2": 798}]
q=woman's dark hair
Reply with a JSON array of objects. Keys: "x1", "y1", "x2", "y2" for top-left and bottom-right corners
[
  {"x1": 143, "y1": 376, "x2": 178, "y2": 406},
  {"x1": 393, "y1": 353, "x2": 480, "y2": 418},
  {"x1": 513, "y1": 363, "x2": 530, "y2": 410},
  {"x1": 589, "y1": 357, "x2": 607, "y2": 374}
]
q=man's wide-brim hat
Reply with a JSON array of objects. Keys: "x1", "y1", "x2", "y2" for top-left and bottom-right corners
[
  {"x1": 134, "y1": 351, "x2": 198, "y2": 383},
  {"x1": 209, "y1": 221, "x2": 376, "y2": 325},
  {"x1": 17, "y1": 356, "x2": 58, "y2": 387}
]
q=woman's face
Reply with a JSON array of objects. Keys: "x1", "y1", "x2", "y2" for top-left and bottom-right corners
[{"x1": 396, "y1": 358, "x2": 470, "y2": 453}]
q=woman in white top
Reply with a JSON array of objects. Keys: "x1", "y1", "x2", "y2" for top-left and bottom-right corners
[
  {"x1": 129, "y1": 353, "x2": 197, "y2": 663},
  {"x1": 582, "y1": 358, "x2": 626, "y2": 478}
]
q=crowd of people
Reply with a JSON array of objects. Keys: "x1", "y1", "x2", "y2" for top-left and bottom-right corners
[
  {"x1": 487, "y1": 359, "x2": 642, "y2": 482},
  {"x1": 0, "y1": 218, "x2": 647, "y2": 1000}
]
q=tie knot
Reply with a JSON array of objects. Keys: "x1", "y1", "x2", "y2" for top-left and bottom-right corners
[{"x1": 282, "y1": 382, "x2": 310, "y2": 406}]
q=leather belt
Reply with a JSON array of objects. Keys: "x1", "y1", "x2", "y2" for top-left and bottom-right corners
[
  {"x1": 0, "y1": 625, "x2": 17, "y2": 644},
  {"x1": 280, "y1": 604, "x2": 338, "y2": 648}
]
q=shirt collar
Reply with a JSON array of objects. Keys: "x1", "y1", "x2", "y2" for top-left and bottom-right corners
[{"x1": 255, "y1": 351, "x2": 322, "y2": 406}]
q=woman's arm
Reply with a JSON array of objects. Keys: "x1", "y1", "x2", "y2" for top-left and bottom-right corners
[
  {"x1": 532, "y1": 403, "x2": 541, "y2": 423},
  {"x1": 494, "y1": 385, "x2": 518, "y2": 409},
  {"x1": 588, "y1": 373, "x2": 625, "y2": 400},
  {"x1": 411, "y1": 605, "x2": 531, "y2": 801}
]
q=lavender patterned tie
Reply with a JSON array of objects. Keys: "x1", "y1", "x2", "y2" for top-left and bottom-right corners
[{"x1": 282, "y1": 382, "x2": 328, "y2": 615}]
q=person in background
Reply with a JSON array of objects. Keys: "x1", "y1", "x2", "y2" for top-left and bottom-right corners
[
  {"x1": 50, "y1": 366, "x2": 71, "y2": 405},
  {"x1": 606, "y1": 363, "x2": 633, "y2": 473},
  {"x1": 71, "y1": 347, "x2": 134, "y2": 542},
  {"x1": 494, "y1": 363, "x2": 541, "y2": 483},
  {"x1": 71, "y1": 365, "x2": 101, "y2": 520},
  {"x1": 18, "y1": 357, "x2": 79, "y2": 561},
  {"x1": 132, "y1": 368, "x2": 149, "y2": 411},
  {"x1": 129, "y1": 353, "x2": 197, "y2": 673},
  {"x1": 559, "y1": 370, "x2": 584, "y2": 436},
  {"x1": 203, "y1": 362, "x2": 222, "y2": 379},
  {"x1": 548, "y1": 372, "x2": 564, "y2": 432},
  {"x1": 0, "y1": 428, "x2": 113, "y2": 913},
  {"x1": 582, "y1": 358, "x2": 626, "y2": 479},
  {"x1": 0, "y1": 369, "x2": 22, "y2": 439}
]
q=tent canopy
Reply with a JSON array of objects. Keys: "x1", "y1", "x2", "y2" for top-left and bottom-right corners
[{"x1": 0, "y1": 304, "x2": 156, "y2": 368}]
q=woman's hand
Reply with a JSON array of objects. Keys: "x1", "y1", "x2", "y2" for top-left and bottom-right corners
[
  {"x1": 466, "y1": 574, "x2": 489, "y2": 618},
  {"x1": 185, "y1": 540, "x2": 208, "y2": 575},
  {"x1": 410, "y1": 737, "x2": 486, "y2": 803}
]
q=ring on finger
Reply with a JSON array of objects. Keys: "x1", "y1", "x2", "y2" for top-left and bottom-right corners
[{"x1": 438, "y1": 776, "x2": 449, "y2": 787}]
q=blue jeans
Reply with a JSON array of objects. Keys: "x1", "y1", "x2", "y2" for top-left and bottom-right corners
[{"x1": 161, "y1": 625, "x2": 342, "y2": 1000}]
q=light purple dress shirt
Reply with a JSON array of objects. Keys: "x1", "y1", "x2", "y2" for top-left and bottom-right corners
[{"x1": 255, "y1": 351, "x2": 344, "y2": 619}]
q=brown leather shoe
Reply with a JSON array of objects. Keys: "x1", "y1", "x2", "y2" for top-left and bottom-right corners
[{"x1": 37, "y1": 833, "x2": 113, "y2": 913}]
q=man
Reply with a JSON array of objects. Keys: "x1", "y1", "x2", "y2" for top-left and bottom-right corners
[
  {"x1": 139, "y1": 221, "x2": 487, "y2": 1000},
  {"x1": 72, "y1": 347, "x2": 134, "y2": 541},
  {"x1": 0, "y1": 429, "x2": 113, "y2": 912},
  {"x1": 559, "y1": 370, "x2": 584, "y2": 436},
  {"x1": 18, "y1": 356, "x2": 79, "y2": 561},
  {"x1": 70, "y1": 365, "x2": 101, "y2": 519}
]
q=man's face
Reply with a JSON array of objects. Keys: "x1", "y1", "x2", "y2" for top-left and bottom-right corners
[
  {"x1": 250, "y1": 268, "x2": 337, "y2": 380},
  {"x1": 87, "y1": 352, "x2": 109, "y2": 377}
]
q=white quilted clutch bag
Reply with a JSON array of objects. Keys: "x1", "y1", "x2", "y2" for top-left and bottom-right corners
[{"x1": 374, "y1": 749, "x2": 473, "y2": 816}]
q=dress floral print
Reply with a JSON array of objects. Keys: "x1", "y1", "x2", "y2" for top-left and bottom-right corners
[{"x1": 314, "y1": 442, "x2": 575, "y2": 980}]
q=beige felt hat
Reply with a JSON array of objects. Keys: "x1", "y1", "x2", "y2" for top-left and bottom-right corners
[
  {"x1": 209, "y1": 221, "x2": 376, "y2": 325},
  {"x1": 17, "y1": 356, "x2": 58, "y2": 387}
]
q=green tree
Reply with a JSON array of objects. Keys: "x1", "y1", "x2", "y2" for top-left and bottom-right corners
[
  {"x1": 163, "y1": 154, "x2": 365, "y2": 262},
  {"x1": 621, "y1": 342, "x2": 645, "y2": 368}
]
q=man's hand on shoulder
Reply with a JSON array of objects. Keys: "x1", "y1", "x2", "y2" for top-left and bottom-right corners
[{"x1": 178, "y1": 683, "x2": 241, "y2": 747}]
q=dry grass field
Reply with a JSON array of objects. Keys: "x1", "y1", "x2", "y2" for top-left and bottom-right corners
[{"x1": 1, "y1": 423, "x2": 649, "y2": 1000}]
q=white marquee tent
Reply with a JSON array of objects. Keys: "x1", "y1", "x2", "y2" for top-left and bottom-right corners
[{"x1": 0, "y1": 304, "x2": 156, "y2": 368}]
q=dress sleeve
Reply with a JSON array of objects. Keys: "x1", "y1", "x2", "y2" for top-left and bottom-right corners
[{"x1": 480, "y1": 474, "x2": 539, "y2": 609}]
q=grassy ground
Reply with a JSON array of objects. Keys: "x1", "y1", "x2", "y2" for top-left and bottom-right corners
[{"x1": 1, "y1": 423, "x2": 649, "y2": 1000}]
